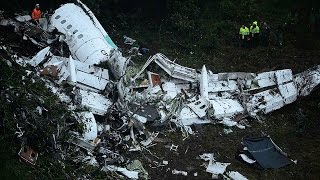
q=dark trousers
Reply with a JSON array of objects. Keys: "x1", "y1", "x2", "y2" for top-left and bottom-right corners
[
  {"x1": 251, "y1": 33, "x2": 259, "y2": 48},
  {"x1": 240, "y1": 35, "x2": 250, "y2": 48}
]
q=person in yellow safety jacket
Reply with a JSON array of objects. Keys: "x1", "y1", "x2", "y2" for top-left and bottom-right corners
[
  {"x1": 239, "y1": 25, "x2": 250, "y2": 39},
  {"x1": 239, "y1": 25, "x2": 250, "y2": 47},
  {"x1": 250, "y1": 21, "x2": 260, "y2": 37},
  {"x1": 250, "y1": 21, "x2": 260, "y2": 47}
]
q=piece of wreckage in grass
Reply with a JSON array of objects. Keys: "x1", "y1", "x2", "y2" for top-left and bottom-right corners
[{"x1": 131, "y1": 53, "x2": 320, "y2": 135}]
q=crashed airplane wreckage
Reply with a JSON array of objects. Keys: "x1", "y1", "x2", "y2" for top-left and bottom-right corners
[{"x1": 1, "y1": 0, "x2": 320, "y2": 179}]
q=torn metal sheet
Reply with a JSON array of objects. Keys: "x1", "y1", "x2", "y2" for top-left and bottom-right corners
[
  {"x1": 246, "y1": 88, "x2": 285, "y2": 117},
  {"x1": 107, "y1": 50, "x2": 129, "y2": 79},
  {"x1": 210, "y1": 99, "x2": 245, "y2": 119},
  {"x1": 227, "y1": 171, "x2": 248, "y2": 180},
  {"x1": 44, "y1": 55, "x2": 110, "y2": 91},
  {"x1": 126, "y1": 160, "x2": 149, "y2": 180},
  {"x1": 133, "y1": 53, "x2": 198, "y2": 82},
  {"x1": 206, "y1": 161, "x2": 231, "y2": 175},
  {"x1": 278, "y1": 82, "x2": 298, "y2": 104},
  {"x1": 76, "y1": 112, "x2": 98, "y2": 141},
  {"x1": 275, "y1": 69, "x2": 293, "y2": 84},
  {"x1": 73, "y1": 60, "x2": 109, "y2": 80},
  {"x1": 132, "y1": 114, "x2": 147, "y2": 124},
  {"x1": 123, "y1": 35, "x2": 136, "y2": 45},
  {"x1": 246, "y1": 71, "x2": 276, "y2": 90},
  {"x1": 103, "y1": 165, "x2": 139, "y2": 179},
  {"x1": 130, "y1": 104, "x2": 160, "y2": 122},
  {"x1": 241, "y1": 136, "x2": 293, "y2": 169},
  {"x1": 172, "y1": 169, "x2": 188, "y2": 176},
  {"x1": 200, "y1": 153, "x2": 230, "y2": 176},
  {"x1": 18, "y1": 146, "x2": 38, "y2": 165},
  {"x1": 187, "y1": 97, "x2": 210, "y2": 118},
  {"x1": 57, "y1": 65, "x2": 70, "y2": 84},
  {"x1": 77, "y1": 90, "x2": 112, "y2": 116},
  {"x1": 294, "y1": 65, "x2": 320, "y2": 96},
  {"x1": 178, "y1": 107, "x2": 211, "y2": 126},
  {"x1": 207, "y1": 79, "x2": 238, "y2": 94},
  {"x1": 28, "y1": 46, "x2": 51, "y2": 66},
  {"x1": 75, "y1": 70, "x2": 109, "y2": 91},
  {"x1": 140, "y1": 132, "x2": 159, "y2": 146},
  {"x1": 216, "y1": 72, "x2": 253, "y2": 81},
  {"x1": 162, "y1": 82, "x2": 179, "y2": 100},
  {"x1": 239, "y1": 154, "x2": 256, "y2": 164},
  {"x1": 224, "y1": 128, "x2": 233, "y2": 134}
]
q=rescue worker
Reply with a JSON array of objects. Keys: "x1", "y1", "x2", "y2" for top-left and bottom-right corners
[
  {"x1": 250, "y1": 21, "x2": 260, "y2": 47},
  {"x1": 31, "y1": 4, "x2": 42, "y2": 22},
  {"x1": 260, "y1": 22, "x2": 270, "y2": 46},
  {"x1": 239, "y1": 25, "x2": 250, "y2": 47},
  {"x1": 276, "y1": 24, "x2": 284, "y2": 46}
]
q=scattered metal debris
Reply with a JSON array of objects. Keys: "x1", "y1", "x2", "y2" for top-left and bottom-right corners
[
  {"x1": 170, "y1": 144, "x2": 179, "y2": 152},
  {"x1": 0, "y1": 0, "x2": 319, "y2": 179}
]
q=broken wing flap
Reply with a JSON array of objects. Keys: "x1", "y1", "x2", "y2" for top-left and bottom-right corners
[
  {"x1": 244, "y1": 66, "x2": 319, "y2": 118},
  {"x1": 294, "y1": 65, "x2": 320, "y2": 96}
]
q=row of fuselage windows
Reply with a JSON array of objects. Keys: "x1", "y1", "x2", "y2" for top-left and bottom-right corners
[{"x1": 55, "y1": 15, "x2": 83, "y2": 39}]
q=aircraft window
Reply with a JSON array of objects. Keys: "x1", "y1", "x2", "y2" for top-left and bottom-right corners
[
  {"x1": 55, "y1": 15, "x2": 61, "y2": 19},
  {"x1": 78, "y1": 34, "x2": 83, "y2": 39},
  {"x1": 67, "y1": 25, "x2": 72, "y2": 29},
  {"x1": 61, "y1": 20, "x2": 66, "y2": 24},
  {"x1": 73, "y1": 30, "x2": 78, "y2": 34}
]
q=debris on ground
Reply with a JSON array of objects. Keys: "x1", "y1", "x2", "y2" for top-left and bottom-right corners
[
  {"x1": 227, "y1": 171, "x2": 249, "y2": 180},
  {"x1": 200, "y1": 153, "x2": 230, "y2": 177},
  {"x1": 127, "y1": 160, "x2": 149, "y2": 180},
  {"x1": 236, "y1": 136, "x2": 294, "y2": 169},
  {"x1": 0, "y1": 0, "x2": 319, "y2": 179},
  {"x1": 172, "y1": 169, "x2": 188, "y2": 176}
]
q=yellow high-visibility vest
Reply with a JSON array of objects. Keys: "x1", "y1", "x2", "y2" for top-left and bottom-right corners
[
  {"x1": 239, "y1": 27, "x2": 249, "y2": 39},
  {"x1": 250, "y1": 25, "x2": 260, "y2": 34}
]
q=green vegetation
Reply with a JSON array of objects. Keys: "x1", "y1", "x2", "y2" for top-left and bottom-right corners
[
  {"x1": 0, "y1": 60, "x2": 71, "y2": 179},
  {"x1": 0, "y1": 60, "x2": 70, "y2": 151}
]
